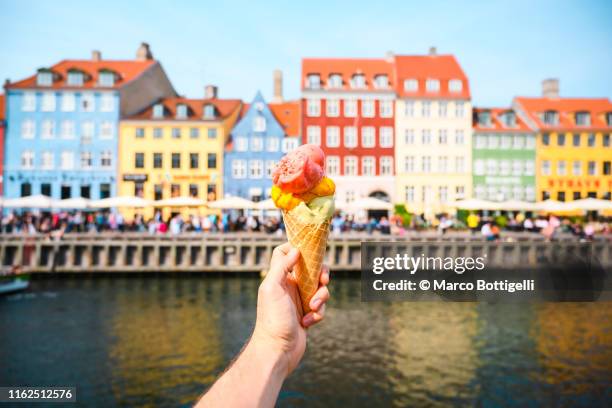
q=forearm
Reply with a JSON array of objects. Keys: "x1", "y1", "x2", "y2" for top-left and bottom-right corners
[{"x1": 196, "y1": 336, "x2": 288, "y2": 408}]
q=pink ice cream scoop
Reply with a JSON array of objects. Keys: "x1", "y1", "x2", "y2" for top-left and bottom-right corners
[{"x1": 272, "y1": 144, "x2": 325, "y2": 194}]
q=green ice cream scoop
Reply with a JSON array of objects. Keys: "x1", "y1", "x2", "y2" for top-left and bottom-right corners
[{"x1": 291, "y1": 195, "x2": 335, "y2": 224}]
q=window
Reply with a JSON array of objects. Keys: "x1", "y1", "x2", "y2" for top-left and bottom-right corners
[
  {"x1": 81, "y1": 121, "x2": 94, "y2": 143},
  {"x1": 100, "y1": 151, "x2": 112, "y2": 168},
  {"x1": 542, "y1": 133, "x2": 550, "y2": 146},
  {"x1": 41, "y1": 151, "x2": 54, "y2": 169},
  {"x1": 188, "y1": 184, "x2": 199, "y2": 198},
  {"x1": 61, "y1": 92, "x2": 76, "y2": 111},
  {"x1": 282, "y1": 138, "x2": 298, "y2": 153},
  {"x1": 326, "y1": 126, "x2": 340, "y2": 147},
  {"x1": 101, "y1": 93, "x2": 114, "y2": 112},
  {"x1": 607, "y1": 113, "x2": 612, "y2": 126},
  {"x1": 41, "y1": 120, "x2": 55, "y2": 139},
  {"x1": 557, "y1": 191, "x2": 566, "y2": 202},
  {"x1": 176, "y1": 104, "x2": 188, "y2": 119},
  {"x1": 249, "y1": 160, "x2": 263, "y2": 178},
  {"x1": 81, "y1": 152, "x2": 93, "y2": 169},
  {"x1": 22, "y1": 92, "x2": 36, "y2": 111},
  {"x1": 37, "y1": 71, "x2": 53, "y2": 86},
  {"x1": 134, "y1": 153, "x2": 145, "y2": 168},
  {"x1": 251, "y1": 137, "x2": 263, "y2": 151},
  {"x1": 503, "y1": 112, "x2": 516, "y2": 127},
  {"x1": 41, "y1": 184, "x2": 52, "y2": 197},
  {"x1": 380, "y1": 127, "x2": 393, "y2": 147},
  {"x1": 587, "y1": 161, "x2": 596, "y2": 175},
  {"x1": 307, "y1": 74, "x2": 321, "y2": 89},
  {"x1": 361, "y1": 127, "x2": 375, "y2": 147},
  {"x1": 575, "y1": 112, "x2": 591, "y2": 126},
  {"x1": 266, "y1": 137, "x2": 279, "y2": 152},
  {"x1": 439, "y1": 101, "x2": 447, "y2": 117},
  {"x1": 344, "y1": 156, "x2": 357, "y2": 176},
  {"x1": 604, "y1": 161, "x2": 611, "y2": 175},
  {"x1": 404, "y1": 156, "x2": 415, "y2": 172},
  {"x1": 449, "y1": 79, "x2": 462, "y2": 92},
  {"x1": 306, "y1": 99, "x2": 320, "y2": 117},
  {"x1": 171, "y1": 153, "x2": 181, "y2": 169},
  {"x1": 512, "y1": 159, "x2": 523, "y2": 176},
  {"x1": 374, "y1": 75, "x2": 388, "y2": 89},
  {"x1": 135, "y1": 127, "x2": 145, "y2": 138},
  {"x1": 203, "y1": 104, "x2": 216, "y2": 119},
  {"x1": 541, "y1": 160, "x2": 551, "y2": 176},
  {"x1": 455, "y1": 130, "x2": 465, "y2": 145},
  {"x1": 525, "y1": 134, "x2": 536, "y2": 148},
  {"x1": 41, "y1": 92, "x2": 56, "y2": 112},
  {"x1": 456, "y1": 186, "x2": 466, "y2": 199},
  {"x1": 557, "y1": 133, "x2": 565, "y2": 146},
  {"x1": 380, "y1": 100, "x2": 393, "y2": 118},
  {"x1": 172, "y1": 128, "x2": 181, "y2": 139},
  {"x1": 426, "y1": 79, "x2": 440, "y2": 92},
  {"x1": 208, "y1": 128, "x2": 217, "y2": 139},
  {"x1": 326, "y1": 99, "x2": 339, "y2": 117},
  {"x1": 478, "y1": 111, "x2": 492, "y2": 127},
  {"x1": 170, "y1": 184, "x2": 181, "y2": 197},
  {"x1": 235, "y1": 137, "x2": 248, "y2": 151},
  {"x1": 67, "y1": 71, "x2": 83, "y2": 86},
  {"x1": 405, "y1": 186, "x2": 415, "y2": 203},
  {"x1": 438, "y1": 129, "x2": 448, "y2": 144},
  {"x1": 421, "y1": 129, "x2": 432, "y2": 144},
  {"x1": 439, "y1": 186, "x2": 449, "y2": 203},
  {"x1": 61, "y1": 185, "x2": 72, "y2": 200},
  {"x1": 21, "y1": 120, "x2": 35, "y2": 139},
  {"x1": 438, "y1": 156, "x2": 448, "y2": 172},
  {"x1": 232, "y1": 160, "x2": 247, "y2": 178},
  {"x1": 404, "y1": 129, "x2": 415, "y2": 144},
  {"x1": 153, "y1": 153, "x2": 162, "y2": 168},
  {"x1": 422, "y1": 101, "x2": 431, "y2": 117},
  {"x1": 60, "y1": 120, "x2": 75, "y2": 139},
  {"x1": 474, "y1": 185, "x2": 486, "y2": 199},
  {"x1": 475, "y1": 134, "x2": 487, "y2": 148},
  {"x1": 307, "y1": 126, "x2": 321, "y2": 145},
  {"x1": 253, "y1": 116, "x2": 266, "y2": 132},
  {"x1": 153, "y1": 104, "x2": 164, "y2": 118},
  {"x1": 362, "y1": 157, "x2": 375, "y2": 176},
  {"x1": 100, "y1": 184, "x2": 111, "y2": 199},
  {"x1": 344, "y1": 127, "x2": 357, "y2": 148},
  {"x1": 60, "y1": 151, "x2": 74, "y2": 170},
  {"x1": 587, "y1": 133, "x2": 596, "y2": 147},
  {"x1": 190, "y1": 128, "x2": 200, "y2": 139},
  {"x1": 404, "y1": 101, "x2": 414, "y2": 117},
  {"x1": 328, "y1": 74, "x2": 342, "y2": 88},
  {"x1": 455, "y1": 156, "x2": 465, "y2": 173},
  {"x1": 21, "y1": 151, "x2": 35, "y2": 169},
  {"x1": 346, "y1": 190, "x2": 355, "y2": 203},
  {"x1": 207, "y1": 153, "x2": 217, "y2": 169},
  {"x1": 344, "y1": 99, "x2": 357, "y2": 117},
  {"x1": 351, "y1": 74, "x2": 365, "y2": 89},
  {"x1": 403, "y1": 79, "x2": 418, "y2": 92},
  {"x1": 98, "y1": 72, "x2": 115, "y2": 87},
  {"x1": 543, "y1": 111, "x2": 558, "y2": 125},
  {"x1": 81, "y1": 93, "x2": 95, "y2": 112},
  {"x1": 474, "y1": 159, "x2": 485, "y2": 175},
  {"x1": 501, "y1": 134, "x2": 512, "y2": 149},
  {"x1": 486, "y1": 159, "x2": 498, "y2": 175},
  {"x1": 524, "y1": 161, "x2": 535, "y2": 176},
  {"x1": 326, "y1": 156, "x2": 340, "y2": 176},
  {"x1": 513, "y1": 134, "x2": 525, "y2": 149},
  {"x1": 572, "y1": 160, "x2": 582, "y2": 175},
  {"x1": 603, "y1": 134, "x2": 610, "y2": 147},
  {"x1": 455, "y1": 101, "x2": 465, "y2": 118},
  {"x1": 573, "y1": 191, "x2": 581, "y2": 200},
  {"x1": 362, "y1": 99, "x2": 375, "y2": 117},
  {"x1": 190, "y1": 153, "x2": 199, "y2": 169},
  {"x1": 265, "y1": 160, "x2": 276, "y2": 178},
  {"x1": 100, "y1": 121, "x2": 113, "y2": 139},
  {"x1": 499, "y1": 160, "x2": 511, "y2": 176},
  {"x1": 422, "y1": 156, "x2": 432, "y2": 173}
]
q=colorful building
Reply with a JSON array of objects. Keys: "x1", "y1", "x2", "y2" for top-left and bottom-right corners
[
  {"x1": 0, "y1": 94, "x2": 5, "y2": 195},
  {"x1": 223, "y1": 91, "x2": 299, "y2": 201},
  {"x1": 472, "y1": 108, "x2": 536, "y2": 201},
  {"x1": 514, "y1": 80, "x2": 612, "y2": 202},
  {"x1": 118, "y1": 87, "x2": 242, "y2": 219},
  {"x1": 301, "y1": 57, "x2": 396, "y2": 207},
  {"x1": 393, "y1": 49, "x2": 473, "y2": 215},
  {"x1": 3, "y1": 43, "x2": 176, "y2": 201}
]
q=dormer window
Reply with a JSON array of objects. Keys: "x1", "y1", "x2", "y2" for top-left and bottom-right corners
[
  {"x1": 152, "y1": 103, "x2": 165, "y2": 118},
  {"x1": 478, "y1": 111, "x2": 492, "y2": 127},
  {"x1": 203, "y1": 104, "x2": 216, "y2": 119},
  {"x1": 502, "y1": 111, "x2": 517, "y2": 127},
  {"x1": 176, "y1": 103, "x2": 188, "y2": 119},
  {"x1": 426, "y1": 79, "x2": 440, "y2": 92},
  {"x1": 36, "y1": 70, "x2": 53, "y2": 86},
  {"x1": 403, "y1": 79, "x2": 418, "y2": 92},
  {"x1": 374, "y1": 75, "x2": 389, "y2": 89},
  {"x1": 543, "y1": 110, "x2": 559, "y2": 126},
  {"x1": 449, "y1": 79, "x2": 463, "y2": 92},
  {"x1": 328, "y1": 74, "x2": 342, "y2": 88},
  {"x1": 307, "y1": 74, "x2": 321, "y2": 89},
  {"x1": 253, "y1": 116, "x2": 266, "y2": 132},
  {"x1": 575, "y1": 111, "x2": 591, "y2": 126},
  {"x1": 67, "y1": 70, "x2": 84, "y2": 86},
  {"x1": 98, "y1": 71, "x2": 116, "y2": 87},
  {"x1": 606, "y1": 112, "x2": 612, "y2": 126},
  {"x1": 351, "y1": 74, "x2": 366, "y2": 89}
]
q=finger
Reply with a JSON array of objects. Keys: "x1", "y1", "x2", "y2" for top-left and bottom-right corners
[
  {"x1": 272, "y1": 242, "x2": 292, "y2": 257},
  {"x1": 309, "y1": 286, "x2": 330, "y2": 311},
  {"x1": 319, "y1": 265, "x2": 330, "y2": 286},
  {"x1": 302, "y1": 304, "x2": 326, "y2": 328},
  {"x1": 267, "y1": 245, "x2": 300, "y2": 284}
]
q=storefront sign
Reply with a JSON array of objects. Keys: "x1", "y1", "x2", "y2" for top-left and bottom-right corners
[{"x1": 123, "y1": 174, "x2": 148, "y2": 182}]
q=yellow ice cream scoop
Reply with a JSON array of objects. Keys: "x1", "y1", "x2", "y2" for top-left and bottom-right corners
[
  {"x1": 272, "y1": 177, "x2": 336, "y2": 211},
  {"x1": 271, "y1": 185, "x2": 302, "y2": 211}
]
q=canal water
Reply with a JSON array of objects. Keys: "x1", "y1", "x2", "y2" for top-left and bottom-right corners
[{"x1": 1, "y1": 276, "x2": 610, "y2": 407}]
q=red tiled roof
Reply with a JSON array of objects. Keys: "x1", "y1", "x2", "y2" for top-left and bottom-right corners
[
  {"x1": 301, "y1": 58, "x2": 394, "y2": 91},
  {"x1": 127, "y1": 97, "x2": 242, "y2": 120},
  {"x1": 0, "y1": 94, "x2": 5, "y2": 121},
  {"x1": 514, "y1": 97, "x2": 612, "y2": 130},
  {"x1": 393, "y1": 55, "x2": 470, "y2": 99},
  {"x1": 270, "y1": 100, "x2": 300, "y2": 137},
  {"x1": 6, "y1": 59, "x2": 157, "y2": 90},
  {"x1": 473, "y1": 107, "x2": 532, "y2": 132}
]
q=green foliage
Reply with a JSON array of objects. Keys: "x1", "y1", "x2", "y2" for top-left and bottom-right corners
[
  {"x1": 495, "y1": 214, "x2": 509, "y2": 228},
  {"x1": 457, "y1": 209, "x2": 469, "y2": 224},
  {"x1": 394, "y1": 204, "x2": 412, "y2": 226}
]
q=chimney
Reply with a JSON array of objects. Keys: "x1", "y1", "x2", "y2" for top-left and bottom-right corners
[
  {"x1": 385, "y1": 50, "x2": 394, "y2": 63},
  {"x1": 429, "y1": 46, "x2": 437, "y2": 56},
  {"x1": 273, "y1": 70, "x2": 283, "y2": 103},
  {"x1": 92, "y1": 50, "x2": 102, "y2": 61},
  {"x1": 136, "y1": 42, "x2": 153, "y2": 61},
  {"x1": 542, "y1": 78, "x2": 559, "y2": 98},
  {"x1": 205, "y1": 85, "x2": 218, "y2": 99}
]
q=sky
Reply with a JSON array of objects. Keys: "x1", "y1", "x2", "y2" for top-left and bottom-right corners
[{"x1": 1, "y1": 0, "x2": 611, "y2": 106}]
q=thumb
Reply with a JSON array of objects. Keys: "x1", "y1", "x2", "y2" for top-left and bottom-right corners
[{"x1": 268, "y1": 246, "x2": 300, "y2": 284}]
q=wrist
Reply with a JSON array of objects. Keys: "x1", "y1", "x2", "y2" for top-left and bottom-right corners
[{"x1": 249, "y1": 330, "x2": 290, "y2": 379}]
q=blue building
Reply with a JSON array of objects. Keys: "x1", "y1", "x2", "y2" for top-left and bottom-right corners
[
  {"x1": 224, "y1": 91, "x2": 300, "y2": 201},
  {"x1": 3, "y1": 43, "x2": 175, "y2": 200}
]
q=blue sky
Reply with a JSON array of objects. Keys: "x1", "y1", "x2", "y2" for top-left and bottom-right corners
[{"x1": 1, "y1": 0, "x2": 611, "y2": 106}]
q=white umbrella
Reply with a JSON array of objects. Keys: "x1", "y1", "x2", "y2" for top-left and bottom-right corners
[
  {"x1": 207, "y1": 196, "x2": 256, "y2": 210},
  {"x1": 3, "y1": 195, "x2": 58, "y2": 208},
  {"x1": 54, "y1": 197, "x2": 93, "y2": 209},
  {"x1": 90, "y1": 196, "x2": 152, "y2": 208},
  {"x1": 490, "y1": 199, "x2": 537, "y2": 211},
  {"x1": 568, "y1": 198, "x2": 612, "y2": 211},
  {"x1": 255, "y1": 199, "x2": 278, "y2": 210},
  {"x1": 154, "y1": 196, "x2": 206, "y2": 207},
  {"x1": 533, "y1": 199, "x2": 570, "y2": 212},
  {"x1": 339, "y1": 197, "x2": 393, "y2": 211},
  {"x1": 446, "y1": 198, "x2": 498, "y2": 210}
]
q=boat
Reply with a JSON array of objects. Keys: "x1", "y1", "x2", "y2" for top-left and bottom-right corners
[{"x1": 0, "y1": 266, "x2": 30, "y2": 295}]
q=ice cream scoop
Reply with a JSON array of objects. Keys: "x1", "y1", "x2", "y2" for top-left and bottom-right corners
[{"x1": 272, "y1": 144, "x2": 325, "y2": 194}]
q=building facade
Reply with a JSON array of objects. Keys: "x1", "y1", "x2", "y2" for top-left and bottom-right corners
[
  {"x1": 118, "y1": 89, "x2": 241, "y2": 219},
  {"x1": 3, "y1": 43, "x2": 176, "y2": 201},
  {"x1": 0, "y1": 94, "x2": 5, "y2": 195},
  {"x1": 301, "y1": 58, "x2": 396, "y2": 206},
  {"x1": 514, "y1": 81, "x2": 612, "y2": 202},
  {"x1": 393, "y1": 50, "x2": 473, "y2": 215},
  {"x1": 224, "y1": 91, "x2": 299, "y2": 201},
  {"x1": 472, "y1": 108, "x2": 536, "y2": 202}
]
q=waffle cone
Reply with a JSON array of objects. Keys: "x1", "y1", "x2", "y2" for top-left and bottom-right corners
[{"x1": 282, "y1": 209, "x2": 330, "y2": 313}]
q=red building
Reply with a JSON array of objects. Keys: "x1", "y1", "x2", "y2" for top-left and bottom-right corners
[
  {"x1": 301, "y1": 58, "x2": 396, "y2": 207},
  {"x1": 0, "y1": 94, "x2": 4, "y2": 195}
]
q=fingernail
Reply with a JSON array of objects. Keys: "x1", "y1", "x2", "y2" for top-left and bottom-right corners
[
  {"x1": 311, "y1": 298, "x2": 322, "y2": 310},
  {"x1": 303, "y1": 314, "x2": 314, "y2": 326}
]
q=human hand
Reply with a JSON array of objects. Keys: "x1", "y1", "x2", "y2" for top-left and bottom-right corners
[{"x1": 252, "y1": 242, "x2": 331, "y2": 376}]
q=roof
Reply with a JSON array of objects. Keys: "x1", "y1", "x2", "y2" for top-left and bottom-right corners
[
  {"x1": 269, "y1": 100, "x2": 300, "y2": 137},
  {"x1": 473, "y1": 107, "x2": 532, "y2": 132},
  {"x1": 514, "y1": 97, "x2": 612, "y2": 131},
  {"x1": 301, "y1": 58, "x2": 394, "y2": 91},
  {"x1": 393, "y1": 54, "x2": 470, "y2": 98},
  {"x1": 7, "y1": 59, "x2": 157, "y2": 90},
  {"x1": 0, "y1": 94, "x2": 5, "y2": 122},
  {"x1": 127, "y1": 97, "x2": 242, "y2": 121}
]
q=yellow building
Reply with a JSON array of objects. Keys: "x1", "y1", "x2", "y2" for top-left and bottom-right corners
[
  {"x1": 514, "y1": 87, "x2": 612, "y2": 202},
  {"x1": 118, "y1": 90, "x2": 241, "y2": 220}
]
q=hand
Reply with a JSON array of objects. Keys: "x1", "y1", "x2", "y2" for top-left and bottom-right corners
[{"x1": 252, "y1": 242, "x2": 331, "y2": 376}]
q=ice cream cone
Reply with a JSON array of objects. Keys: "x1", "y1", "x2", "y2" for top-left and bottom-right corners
[{"x1": 282, "y1": 209, "x2": 330, "y2": 314}]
